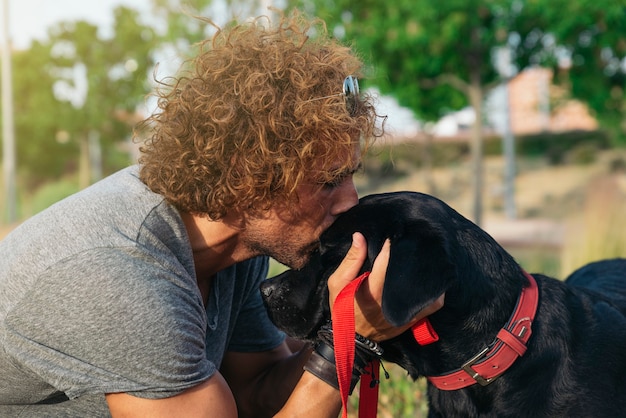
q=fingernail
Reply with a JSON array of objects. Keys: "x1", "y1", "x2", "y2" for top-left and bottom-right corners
[{"x1": 352, "y1": 232, "x2": 364, "y2": 248}]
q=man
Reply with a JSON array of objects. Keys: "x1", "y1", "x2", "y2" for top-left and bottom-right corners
[{"x1": 0, "y1": 11, "x2": 441, "y2": 417}]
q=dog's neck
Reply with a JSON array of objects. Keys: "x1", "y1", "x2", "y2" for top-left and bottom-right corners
[{"x1": 426, "y1": 271, "x2": 539, "y2": 390}]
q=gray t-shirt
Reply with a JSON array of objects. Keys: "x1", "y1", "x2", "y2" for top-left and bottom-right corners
[{"x1": 0, "y1": 166, "x2": 284, "y2": 417}]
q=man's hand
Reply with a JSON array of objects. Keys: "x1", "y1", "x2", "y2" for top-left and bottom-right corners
[{"x1": 327, "y1": 232, "x2": 444, "y2": 341}]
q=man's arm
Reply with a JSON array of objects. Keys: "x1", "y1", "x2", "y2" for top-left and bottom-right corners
[
  {"x1": 274, "y1": 370, "x2": 342, "y2": 418},
  {"x1": 219, "y1": 339, "x2": 313, "y2": 418},
  {"x1": 105, "y1": 372, "x2": 237, "y2": 418},
  {"x1": 106, "y1": 341, "x2": 342, "y2": 418},
  {"x1": 106, "y1": 349, "x2": 341, "y2": 418},
  {"x1": 221, "y1": 340, "x2": 343, "y2": 418}
]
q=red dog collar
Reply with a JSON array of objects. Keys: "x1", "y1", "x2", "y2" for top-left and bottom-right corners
[{"x1": 427, "y1": 271, "x2": 539, "y2": 390}]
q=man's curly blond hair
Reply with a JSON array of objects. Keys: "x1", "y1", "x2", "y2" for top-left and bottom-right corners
[{"x1": 138, "y1": 11, "x2": 384, "y2": 220}]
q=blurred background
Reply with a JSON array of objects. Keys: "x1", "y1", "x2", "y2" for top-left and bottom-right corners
[{"x1": 1, "y1": 1, "x2": 625, "y2": 415}]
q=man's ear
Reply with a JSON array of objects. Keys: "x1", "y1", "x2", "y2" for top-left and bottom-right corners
[{"x1": 381, "y1": 222, "x2": 455, "y2": 326}]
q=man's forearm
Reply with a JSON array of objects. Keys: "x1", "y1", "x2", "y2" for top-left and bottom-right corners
[
  {"x1": 249, "y1": 344, "x2": 344, "y2": 418},
  {"x1": 234, "y1": 344, "x2": 314, "y2": 418},
  {"x1": 276, "y1": 370, "x2": 342, "y2": 418}
]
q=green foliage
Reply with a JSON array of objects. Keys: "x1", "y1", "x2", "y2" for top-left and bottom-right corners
[
  {"x1": 349, "y1": 364, "x2": 429, "y2": 417},
  {"x1": 513, "y1": 0, "x2": 626, "y2": 141},
  {"x1": 46, "y1": 7, "x2": 158, "y2": 169},
  {"x1": 561, "y1": 175, "x2": 626, "y2": 276},
  {"x1": 268, "y1": 258, "x2": 288, "y2": 277},
  {"x1": 288, "y1": 0, "x2": 625, "y2": 132},
  {"x1": 8, "y1": 41, "x2": 68, "y2": 186},
  {"x1": 515, "y1": 129, "x2": 610, "y2": 164},
  {"x1": 28, "y1": 179, "x2": 80, "y2": 216},
  {"x1": 363, "y1": 129, "x2": 610, "y2": 179},
  {"x1": 292, "y1": 0, "x2": 512, "y2": 122},
  {"x1": 6, "y1": 6, "x2": 158, "y2": 186}
]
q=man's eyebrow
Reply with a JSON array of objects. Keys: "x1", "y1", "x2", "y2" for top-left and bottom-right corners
[
  {"x1": 332, "y1": 162, "x2": 362, "y2": 177},
  {"x1": 312, "y1": 162, "x2": 363, "y2": 186}
]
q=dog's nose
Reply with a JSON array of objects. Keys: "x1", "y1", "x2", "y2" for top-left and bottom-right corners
[{"x1": 260, "y1": 282, "x2": 274, "y2": 299}]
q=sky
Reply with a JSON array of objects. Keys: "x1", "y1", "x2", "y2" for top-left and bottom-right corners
[
  {"x1": 4, "y1": 0, "x2": 421, "y2": 135},
  {"x1": 7, "y1": 0, "x2": 152, "y2": 49}
]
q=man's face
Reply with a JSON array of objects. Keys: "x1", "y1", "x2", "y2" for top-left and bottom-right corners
[{"x1": 242, "y1": 148, "x2": 361, "y2": 269}]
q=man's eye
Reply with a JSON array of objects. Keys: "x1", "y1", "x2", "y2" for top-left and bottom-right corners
[
  {"x1": 320, "y1": 176, "x2": 345, "y2": 189},
  {"x1": 323, "y1": 179, "x2": 342, "y2": 189},
  {"x1": 317, "y1": 164, "x2": 360, "y2": 189}
]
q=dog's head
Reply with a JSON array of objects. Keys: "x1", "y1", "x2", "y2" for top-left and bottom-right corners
[{"x1": 260, "y1": 191, "x2": 459, "y2": 340}]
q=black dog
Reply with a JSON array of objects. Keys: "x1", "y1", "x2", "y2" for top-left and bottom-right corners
[{"x1": 261, "y1": 191, "x2": 626, "y2": 417}]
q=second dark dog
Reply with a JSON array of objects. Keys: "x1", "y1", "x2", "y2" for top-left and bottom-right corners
[{"x1": 260, "y1": 191, "x2": 626, "y2": 417}]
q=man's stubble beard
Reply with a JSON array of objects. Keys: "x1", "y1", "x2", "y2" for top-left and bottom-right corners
[{"x1": 243, "y1": 233, "x2": 319, "y2": 270}]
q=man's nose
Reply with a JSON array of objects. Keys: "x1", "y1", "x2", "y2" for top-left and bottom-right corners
[{"x1": 331, "y1": 179, "x2": 358, "y2": 216}]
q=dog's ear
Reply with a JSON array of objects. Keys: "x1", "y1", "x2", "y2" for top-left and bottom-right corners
[{"x1": 381, "y1": 222, "x2": 455, "y2": 326}]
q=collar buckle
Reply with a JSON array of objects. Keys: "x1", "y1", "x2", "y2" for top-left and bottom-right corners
[{"x1": 461, "y1": 345, "x2": 499, "y2": 386}]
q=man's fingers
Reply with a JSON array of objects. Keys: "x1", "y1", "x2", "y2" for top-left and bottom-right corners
[
  {"x1": 363, "y1": 239, "x2": 390, "y2": 301},
  {"x1": 327, "y1": 232, "x2": 367, "y2": 306},
  {"x1": 327, "y1": 235, "x2": 446, "y2": 342}
]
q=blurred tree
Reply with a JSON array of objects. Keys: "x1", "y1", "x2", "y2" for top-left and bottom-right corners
[
  {"x1": 290, "y1": 0, "x2": 516, "y2": 225},
  {"x1": 7, "y1": 0, "x2": 284, "y2": 192},
  {"x1": 513, "y1": 0, "x2": 626, "y2": 144},
  {"x1": 10, "y1": 40, "x2": 73, "y2": 188},
  {"x1": 148, "y1": 0, "x2": 281, "y2": 56},
  {"x1": 152, "y1": 0, "x2": 215, "y2": 42},
  {"x1": 45, "y1": 6, "x2": 157, "y2": 188},
  {"x1": 5, "y1": 6, "x2": 159, "y2": 190},
  {"x1": 288, "y1": 0, "x2": 625, "y2": 223}
]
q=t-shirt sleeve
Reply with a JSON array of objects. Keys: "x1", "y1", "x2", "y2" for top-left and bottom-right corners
[
  {"x1": 2, "y1": 247, "x2": 214, "y2": 400},
  {"x1": 226, "y1": 257, "x2": 286, "y2": 352}
]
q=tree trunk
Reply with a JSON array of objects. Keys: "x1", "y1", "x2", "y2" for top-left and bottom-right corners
[
  {"x1": 422, "y1": 126, "x2": 436, "y2": 195},
  {"x1": 468, "y1": 73, "x2": 484, "y2": 227},
  {"x1": 78, "y1": 135, "x2": 90, "y2": 190},
  {"x1": 88, "y1": 130, "x2": 102, "y2": 184}
]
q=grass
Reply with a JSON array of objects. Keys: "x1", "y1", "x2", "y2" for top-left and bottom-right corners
[
  {"x1": 351, "y1": 363, "x2": 429, "y2": 418},
  {"x1": 509, "y1": 245, "x2": 561, "y2": 279},
  {"x1": 0, "y1": 174, "x2": 79, "y2": 233},
  {"x1": 560, "y1": 175, "x2": 626, "y2": 276},
  {"x1": 28, "y1": 180, "x2": 80, "y2": 216}
]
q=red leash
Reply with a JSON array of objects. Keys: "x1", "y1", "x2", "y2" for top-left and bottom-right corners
[
  {"x1": 332, "y1": 272, "x2": 439, "y2": 418},
  {"x1": 332, "y1": 272, "x2": 370, "y2": 418}
]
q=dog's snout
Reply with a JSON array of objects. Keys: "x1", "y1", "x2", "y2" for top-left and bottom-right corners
[{"x1": 260, "y1": 281, "x2": 275, "y2": 299}]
